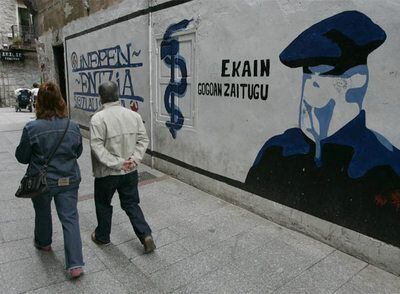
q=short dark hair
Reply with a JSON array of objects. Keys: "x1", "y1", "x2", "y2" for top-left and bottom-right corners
[
  {"x1": 36, "y1": 82, "x2": 68, "y2": 120},
  {"x1": 33, "y1": 83, "x2": 39, "y2": 88},
  {"x1": 99, "y1": 81, "x2": 119, "y2": 104}
]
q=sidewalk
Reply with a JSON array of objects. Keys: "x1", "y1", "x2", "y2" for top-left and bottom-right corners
[{"x1": 0, "y1": 107, "x2": 399, "y2": 294}]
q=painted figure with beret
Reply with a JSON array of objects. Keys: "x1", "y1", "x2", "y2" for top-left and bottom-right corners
[{"x1": 246, "y1": 11, "x2": 400, "y2": 247}]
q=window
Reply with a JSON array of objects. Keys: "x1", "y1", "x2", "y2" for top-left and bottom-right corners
[{"x1": 156, "y1": 31, "x2": 196, "y2": 129}]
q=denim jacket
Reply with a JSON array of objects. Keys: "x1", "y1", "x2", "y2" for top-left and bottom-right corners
[{"x1": 15, "y1": 117, "x2": 82, "y2": 187}]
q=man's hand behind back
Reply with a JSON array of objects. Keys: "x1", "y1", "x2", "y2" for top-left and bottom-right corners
[{"x1": 122, "y1": 158, "x2": 137, "y2": 172}]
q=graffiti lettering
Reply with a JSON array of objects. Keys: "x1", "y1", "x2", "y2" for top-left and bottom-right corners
[
  {"x1": 198, "y1": 82, "x2": 268, "y2": 100},
  {"x1": 73, "y1": 69, "x2": 143, "y2": 101},
  {"x1": 221, "y1": 59, "x2": 270, "y2": 77},
  {"x1": 73, "y1": 95, "x2": 100, "y2": 112},
  {"x1": 74, "y1": 43, "x2": 142, "y2": 72},
  {"x1": 197, "y1": 83, "x2": 222, "y2": 96},
  {"x1": 71, "y1": 42, "x2": 144, "y2": 112}
]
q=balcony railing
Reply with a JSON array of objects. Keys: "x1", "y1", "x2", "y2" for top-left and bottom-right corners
[{"x1": 10, "y1": 24, "x2": 36, "y2": 50}]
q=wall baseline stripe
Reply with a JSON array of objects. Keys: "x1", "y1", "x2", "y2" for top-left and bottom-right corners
[{"x1": 146, "y1": 149, "x2": 246, "y2": 190}]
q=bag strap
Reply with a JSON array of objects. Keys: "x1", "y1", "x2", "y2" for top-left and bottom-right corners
[{"x1": 44, "y1": 119, "x2": 70, "y2": 169}]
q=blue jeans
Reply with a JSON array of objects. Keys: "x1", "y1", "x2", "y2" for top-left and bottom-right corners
[
  {"x1": 31, "y1": 184, "x2": 84, "y2": 269},
  {"x1": 94, "y1": 170, "x2": 152, "y2": 243}
]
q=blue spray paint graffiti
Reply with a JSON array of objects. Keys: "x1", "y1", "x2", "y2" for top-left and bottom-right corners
[
  {"x1": 161, "y1": 19, "x2": 192, "y2": 139},
  {"x1": 71, "y1": 43, "x2": 143, "y2": 112}
]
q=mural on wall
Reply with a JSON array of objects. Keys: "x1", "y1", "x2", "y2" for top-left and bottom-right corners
[
  {"x1": 245, "y1": 11, "x2": 400, "y2": 246},
  {"x1": 161, "y1": 19, "x2": 192, "y2": 138},
  {"x1": 70, "y1": 43, "x2": 143, "y2": 112}
]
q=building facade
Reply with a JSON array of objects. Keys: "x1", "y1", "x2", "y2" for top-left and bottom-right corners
[
  {"x1": 34, "y1": 0, "x2": 123, "y2": 99},
  {"x1": 0, "y1": 0, "x2": 40, "y2": 107},
  {"x1": 35, "y1": 0, "x2": 400, "y2": 275}
]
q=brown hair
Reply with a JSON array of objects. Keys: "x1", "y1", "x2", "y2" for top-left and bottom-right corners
[{"x1": 36, "y1": 82, "x2": 68, "y2": 119}]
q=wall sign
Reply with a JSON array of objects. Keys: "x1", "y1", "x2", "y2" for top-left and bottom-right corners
[{"x1": 0, "y1": 50, "x2": 24, "y2": 61}]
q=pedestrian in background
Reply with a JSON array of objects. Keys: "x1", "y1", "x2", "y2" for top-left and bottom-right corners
[
  {"x1": 15, "y1": 82, "x2": 84, "y2": 278},
  {"x1": 31, "y1": 82, "x2": 39, "y2": 108},
  {"x1": 89, "y1": 81, "x2": 155, "y2": 253}
]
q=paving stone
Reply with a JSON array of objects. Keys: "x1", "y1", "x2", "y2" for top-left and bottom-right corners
[
  {"x1": 0, "y1": 240, "x2": 30, "y2": 264},
  {"x1": 108, "y1": 263, "x2": 160, "y2": 293},
  {"x1": 149, "y1": 251, "x2": 221, "y2": 293},
  {"x1": 25, "y1": 280, "x2": 80, "y2": 293},
  {"x1": 229, "y1": 238, "x2": 330, "y2": 293},
  {"x1": 75, "y1": 270, "x2": 128, "y2": 293},
  {"x1": 173, "y1": 236, "x2": 204, "y2": 256},
  {"x1": 78, "y1": 211, "x2": 98, "y2": 233},
  {"x1": 110, "y1": 222, "x2": 137, "y2": 245},
  {"x1": 169, "y1": 206, "x2": 267, "y2": 252},
  {"x1": 27, "y1": 243, "x2": 105, "y2": 276},
  {"x1": 0, "y1": 257, "x2": 66, "y2": 293},
  {"x1": 333, "y1": 284, "x2": 364, "y2": 294},
  {"x1": 173, "y1": 263, "x2": 252, "y2": 294},
  {"x1": 138, "y1": 164, "x2": 165, "y2": 178},
  {"x1": 140, "y1": 184, "x2": 227, "y2": 223},
  {"x1": 335, "y1": 265, "x2": 400, "y2": 294},
  {"x1": 0, "y1": 170, "x2": 26, "y2": 201},
  {"x1": 137, "y1": 288, "x2": 164, "y2": 294},
  {"x1": 23, "y1": 232, "x2": 65, "y2": 256},
  {"x1": 146, "y1": 210, "x2": 187, "y2": 231},
  {"x1": 273, "y1": 250, "x2": 367, "y2": 294},
  {"x1": 114, "y1": 227, "x2": 183, "y2": 262},
  {"x1": 278, "y1": 228, "x2": 335, "y2": 260},
  {"x1": 0, "y1": 218, "x2": 35, "y2": 241},
  {"x1": 201, "y1": 224, "x2": 283, "y2": 266},
  {"x1": 111, "y1": 210, "x2": 131, "y2": 226},
  {"x1": 0, "y1": 204, "x2": 35, "y2": 223},
  {"x1": 131, "y1": 242, "x2": 192, "y2": 275},
  {"x1": 116, "y1": 239, "x2": 145, "y2": 260},
  {"x1": 0, "y1": 231, "x2": 4, "y2": 244},
  {"x1": 144, "y1": 178, "x2": 216, "y2": 204},
  {"x1": 91, "y1": 243, "x2": 133, "y2": 269},
  {"x1": 80, "y1": 246, "x2": 107, "y2": 274},
  {"x1": 152, "y1": 228, "x2": 182, "y2": 248},
  {"x1": 77, "y1": 198, "x2": 96, "y2": 213}
]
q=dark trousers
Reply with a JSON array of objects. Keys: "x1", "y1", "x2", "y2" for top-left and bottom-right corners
[{"x1": 94, "y1": 170, "x2": 152, "y2": 243}]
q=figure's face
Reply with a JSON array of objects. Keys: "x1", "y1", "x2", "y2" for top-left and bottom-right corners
[{"x1": 300, "y1": 65, "x2": 368, "y2": 142}]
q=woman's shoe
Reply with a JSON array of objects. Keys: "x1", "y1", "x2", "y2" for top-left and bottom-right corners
[{"x1": 69, "y1": 267, "x2": 83, "y2": 279}]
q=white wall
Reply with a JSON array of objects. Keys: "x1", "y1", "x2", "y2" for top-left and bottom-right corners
[{"x1": 61, "y1": 0, "x2": 400, "y2": 273}]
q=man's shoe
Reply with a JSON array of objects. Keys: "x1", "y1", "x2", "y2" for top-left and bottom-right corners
[
  {"x1": 91, "y1": 232, "x2": 110, "y2": 245},
  {"x1": 69, "y1": 267, "x2": 83, "y2": 279},
  {"x1": 34, "y1": 241, "x2": 52, "y2": 252},
  {"x1": 143, "y1": 236, "x2": 156, "y2": 254}
]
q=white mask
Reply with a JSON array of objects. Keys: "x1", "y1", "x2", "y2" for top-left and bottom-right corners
[{"x1": 299, "y1": 65, "x2": 368, "y2": 161}]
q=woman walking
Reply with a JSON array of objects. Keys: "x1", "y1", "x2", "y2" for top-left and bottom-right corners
[{"x1": 15, "y1": 82, "x2": 84, "y2": 278}]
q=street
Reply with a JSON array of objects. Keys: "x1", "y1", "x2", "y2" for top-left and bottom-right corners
[{"x1": 0, "y1": 107, "x2": 399, "y2": 293}]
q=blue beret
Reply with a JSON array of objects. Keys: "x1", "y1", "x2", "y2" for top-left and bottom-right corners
[{"x1": 280, "y1": 11, "x2": 387, "y2": 75}]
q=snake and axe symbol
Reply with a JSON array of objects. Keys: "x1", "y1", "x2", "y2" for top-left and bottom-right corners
[{"x1": 161, "y1": 19, "x2": 192, "y2": 139}]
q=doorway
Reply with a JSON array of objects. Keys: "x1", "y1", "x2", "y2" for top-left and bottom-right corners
[{"x1": 53, "y1": 45, "x2": 67, "y2": 103}]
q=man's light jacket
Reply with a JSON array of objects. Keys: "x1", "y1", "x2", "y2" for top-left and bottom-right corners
[{"x1": 89, "y1": 101, "x2": 149, "y2": 178}]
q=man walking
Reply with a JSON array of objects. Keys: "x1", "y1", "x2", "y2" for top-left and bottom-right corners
[{"x1": 89, "y1": 81, "x2": 155, "y2": 253}]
